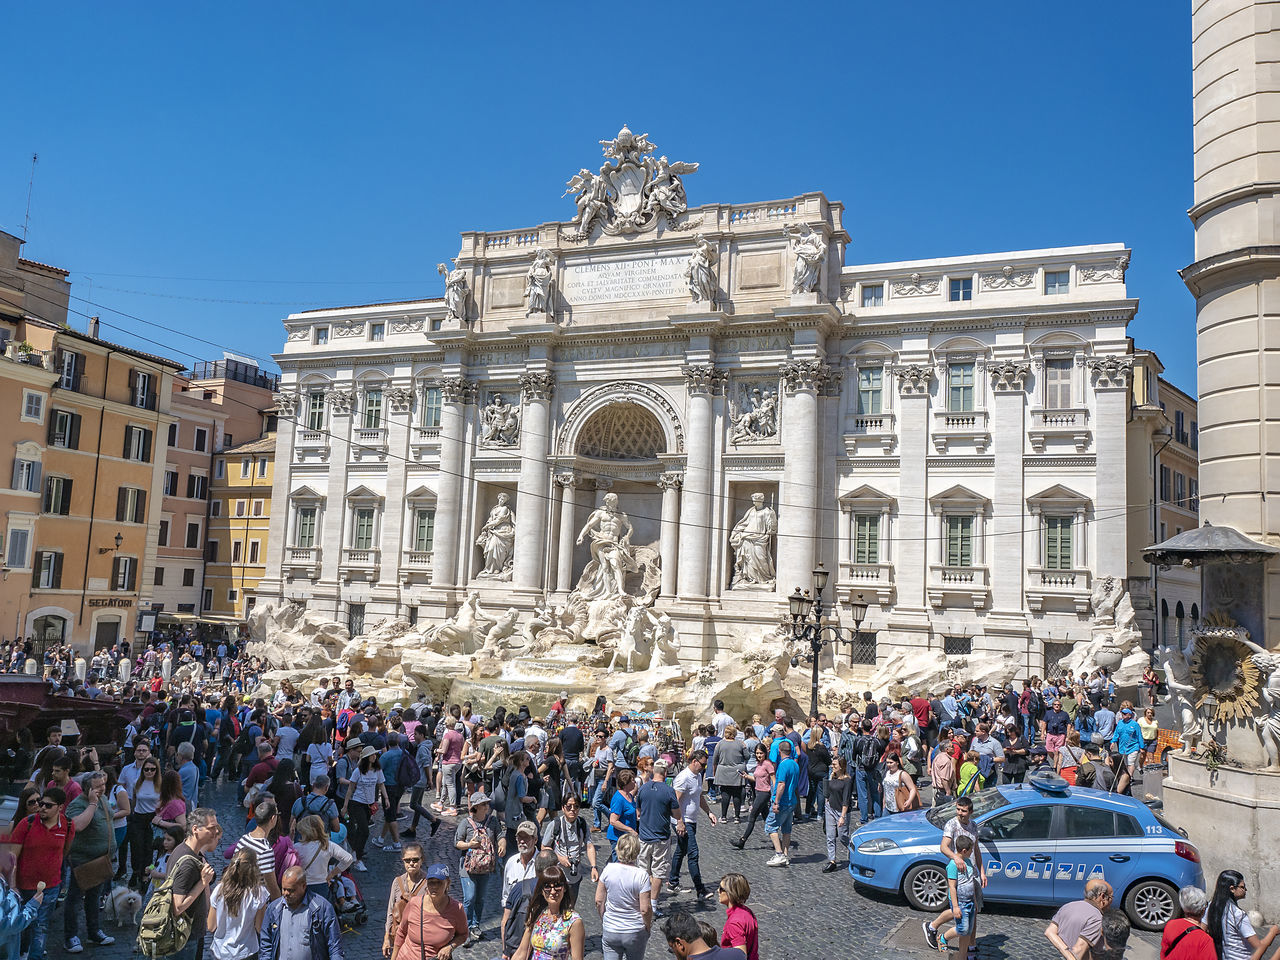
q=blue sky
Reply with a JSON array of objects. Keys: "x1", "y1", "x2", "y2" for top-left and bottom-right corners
[{"x1": 4, "y1": 3, "x2": 1194, "y2": 390}]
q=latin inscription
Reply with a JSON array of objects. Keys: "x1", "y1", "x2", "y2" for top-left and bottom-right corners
[{"x1": 562, "y1": 256, "x2": 686, "y2": 305}]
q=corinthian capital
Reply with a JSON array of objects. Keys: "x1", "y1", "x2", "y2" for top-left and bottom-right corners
[
  {"x1": 657, "y1": 472, "x2": 685, "y2": 492},
  {"x1": 439, "y1": 376, "x2": 477, "y2": 404},
  {"x1": 892, "y1": 364, "x2": 934, "y2": 397},
  {"x1": 989, "y1": 360, "x2": 1030, "y2": 393},
  {"x1": 1086, "y1": 356, "x2": 1133, "y2": 390},
  {"x1": 780, "y1": 359, "x2": 830, "y2": 394},
  {"x1": 519, "y1": 371, "x2": 556, "y2": 403},
  {"x1": 682, "y1": 364, "x2": 728, "y2": 395}
]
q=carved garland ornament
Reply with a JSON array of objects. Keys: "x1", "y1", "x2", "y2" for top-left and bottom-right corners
[
  {"x1": 980, "y1": 265, "x2": 1035, "y2": 291},
  {"x1": 390, "y1": 318, "x2": 425, "y2": 335},
  {"x1": 989, "y1": 360, "x2": 1031, "y2": 392},
  {"x1": 333, "y1": 321, "x2": 365, "y2": 338},
  {"x1": 1078, "y1": 256, "x2": 1129, "y2": 284},
  {"x1": 893, "y1": 363, "x2": 934, "y2": 396},
  {"x1": 891, "y1": 273, "x2": 940, "y2": 297},
  {"x1": 1086, "y1": 356, "x2": 1133, "y2": 389},
  {"x1": 780, "y1": 359, "x2": 830, "y2": 394}
]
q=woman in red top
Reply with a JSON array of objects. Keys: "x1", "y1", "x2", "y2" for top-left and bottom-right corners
[
  {"x1": 152, "y1": 772, "x2": 187, "y2": 833},
  {"x1": 1161, "y1": 886, "x2": 1217, "y2": 960},
  {"x1": 717, "y1": 873, "x2": 759, "y2": 960}
]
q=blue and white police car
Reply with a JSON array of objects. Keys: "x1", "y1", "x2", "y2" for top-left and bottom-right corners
[{"x1": 847, "y1": 772, "x2": 1203, "y2": 930}]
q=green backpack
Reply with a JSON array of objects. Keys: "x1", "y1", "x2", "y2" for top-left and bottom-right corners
[{"x1": 137, "y1": 854, "x2": 200, "y2": 958}]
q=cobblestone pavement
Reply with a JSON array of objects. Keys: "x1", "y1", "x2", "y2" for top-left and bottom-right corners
[{"x1": 68, "y1": 780, "x2": 1164, "y2": 960}]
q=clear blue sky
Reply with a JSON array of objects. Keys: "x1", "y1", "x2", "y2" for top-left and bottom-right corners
[{"x1": 4, "y1": 3, "x2": 1194, "y2": 391}]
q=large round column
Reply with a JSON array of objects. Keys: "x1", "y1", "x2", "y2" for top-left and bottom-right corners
[
  {"x1": 431, "y1": 376, "x2": 474, "y2": 587},
  {"x1": 678, "y1": 365, "x2": 723, "y2": 598},
  {"x1": 658, "y1": 472, "x2": 683, "y2": 597},
  {"x1": 512, "y1": 372, "x2": 555, "y2": 591},
  {"x1": 554, "y1": 473, "x2": 578, "y2": 593},
  {"x1": 775, "y1": 360, "x2": 827, "y2": 598}
]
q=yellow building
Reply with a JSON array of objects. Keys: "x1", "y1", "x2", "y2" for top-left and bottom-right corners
[{"x1": 206, "y1": 433, "x2": 275, "y2": 619}]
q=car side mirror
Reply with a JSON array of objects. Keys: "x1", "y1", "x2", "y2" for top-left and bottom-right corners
[{"x1": 978, "y1": 826, "x2": 996, "y2": 841}]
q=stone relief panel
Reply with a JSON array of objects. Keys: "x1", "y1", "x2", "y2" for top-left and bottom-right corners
[
  {"x1": 980, "y1": 266, "x2": 1035, "y2": 291},
  {"x1": 1078, "y1": 256, "x2": 1129, "y2": 284},
  {"x1": 891, "y1": 273, "x2": 940, "y2": 297},
  {"x1": 729, "y1": 380, "x2": 779, "y2": 444},
  {"x1": 478, "y1": 392, "x2": 521, "y2": 447}
]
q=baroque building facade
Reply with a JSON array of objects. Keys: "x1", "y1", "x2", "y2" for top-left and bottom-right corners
[{"x1": 259, "y1": 129, "x2": 1145, "y2": 675}]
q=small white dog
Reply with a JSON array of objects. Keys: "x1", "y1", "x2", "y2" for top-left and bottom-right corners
[{"x1": 107, "y1": 885, "x2": 143, "y2": 926}]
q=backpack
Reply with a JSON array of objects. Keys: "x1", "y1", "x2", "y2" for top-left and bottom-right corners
[
  {"x1": 957, "y1": 768, "x2": 982, "y2": 797},
  {"x1": 136, "y1": 854, "x2": 199, "y2": 958},
  {"x1": 622, "y1": 733, "x2": 640, "y2": 769},
  {"x1": 396, "y1": 749, "x2": 421, "y2": 790},
  {"x1": 1076, "y1": 756, "x2": 1097, "y2": 788},
  {"x1": 462, "y1": 818, "x2": 496, "y2": 875},
  {"x1": 491, "y1": 767, "x2": 511, "y2": 814},
  {"x1": 856, "y1": 735, "x2": 881, "y2": 770},
  {"x1": 335, "y1": 709, "x2": 356, "y2": 742}
]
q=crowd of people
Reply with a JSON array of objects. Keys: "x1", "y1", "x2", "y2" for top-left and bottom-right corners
[{"x1": 0, "y1": 658, "x2": 1268, "y2": 960}]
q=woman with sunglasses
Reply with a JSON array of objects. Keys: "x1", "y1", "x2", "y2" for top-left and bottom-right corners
[
  {"x1": 126, "y1": 757, "x2": 161, "y2": 888},
  {"x1": 152, "y1": 772, "x2": 188, "y2": 834},
  {"x1": 717, "y1": 873, "x2": 759, "y2": 960},
  {"x1": 382, "y1": 842, "x2": 427, "y2": 958},
  {"x1": 511, "y1": 865, "x2": 584, "y2": 960},
  {"x1": 1207, "y1": 870, "x2": 1277, "y2": 960},
  {"x1": 10, "y1": 787, "x2": 40, "y2": 830}
]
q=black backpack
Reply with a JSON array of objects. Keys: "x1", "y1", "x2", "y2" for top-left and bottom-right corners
[{"x1": 856, "y1": 735, "x2": 881, "y2": 770}]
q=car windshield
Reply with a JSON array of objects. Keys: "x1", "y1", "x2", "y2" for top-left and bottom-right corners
[
  {"x1": 1153, "y1": 809, "x2": 1189, "y2": 839},
  {"x1": 925, "y1": 788, "x2": 1011, "y2": 828}
]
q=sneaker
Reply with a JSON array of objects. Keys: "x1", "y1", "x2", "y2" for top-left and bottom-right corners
[
  {"x1": 354, "y1": 860, "x2": 368, "y2": 872},
  {"x1": 445, "y1": 808, "x2": 458, "y2": 817},
  {"x1": 652, "y1": 905, "x2": 664, "y2": 918},
  {"x1": 402, "y1": 828, "x2": 417, "y2": 839},
  {"x1": 765, "y1": 854, "x2": 789, "y2": 867},
  {"x1": 667, "y1": 881, "x2": 682, "y2": 893},
  {"x1": 938, "y1": 932, "x2": 950, "y2": 954},
  {"x1": 729, "y1": 838, "x2": 745, "y2": 850},
  {"x1": 387, "y1": 842, "x2": 402, "y2": 852},
  {"x1": 922, "y1": 921, "x2": 940, "y2": 951},
  {"x1": 66, "y1": 939, "x2": 84, "y2": 954},
  {"x1": 696, "y1": 889, "x2": 715, "y2": 902},
  {"x1": 369, "y1": 837, "x2": 385, "y2": 848},
  {"x1": 822, "y1": 861, "x2": 840, "y2": 873},
  {"x1": 88, "y1": 933, "x2": 115, "y2": 946},
  {"x1": 430, "y1": 820, "x2": 441, "y2": 836}
]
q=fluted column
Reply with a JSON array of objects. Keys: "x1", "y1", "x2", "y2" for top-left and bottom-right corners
[
  {"x1": 658, "y1": 472, "x2": 683, "y2": 598},
  {"x1": 678, "y1": 365, "x2": 724, "y2": 598},
  {"x1": 555, "y1": 473, "x2": 578, "y2": 593},
  {"x1": 775, "y1": 360, "x2": 827, "y2": 597},
  {"x1": 512, "y1": 372, "x2": 555, "y2": 591},
  {"x1": 432, "y1": 376, "x2": 474, "y2": 588}
]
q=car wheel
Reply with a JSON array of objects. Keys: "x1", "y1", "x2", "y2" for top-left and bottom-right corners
[
  {"x1": 1124, "y1": 879, "x2": 1178, "y2": 931},
  {"x1": 902, "y1": 862, "x2": 951, "y2": 912}
]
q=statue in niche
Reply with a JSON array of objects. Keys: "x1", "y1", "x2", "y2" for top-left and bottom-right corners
[
  {"x1": 684, "y1": 234, "x2": 718, "y2": 304},
  {"x1": 730, "y1": 493, "x2": 778, "y2": 587},
  {"x1": 479, "y1": 393, "x2": 521, "y2": 447},
  {"x1": 783, "y1": 223, "x2": 827, "y2": 294},
  {"x1": 525, "y1": 248, "x2": 555, "y2": 317},
  {"x1": 475, "y1": 493, "x2": 516, "y2": 579},
  {"x1": 576, "y1": 492, "x2": 638, "y2": 599},
  {"x1": 437, "y1": 260, "x2": 470, "y2": 322},
  {"x1": 729, "y1": 386, "x2": 778, "y2": 443}
]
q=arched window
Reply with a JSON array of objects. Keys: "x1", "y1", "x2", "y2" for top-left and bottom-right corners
[
  {"x1": 1175, "y1": 601, "x2": 1186, "y2": 646},
  {"x1": 1160, "y1": 599, "x2": 1170, "y2": 645},
  {"x1": 1190, "y1": 603, "x2": 1200, "y2": 628}
]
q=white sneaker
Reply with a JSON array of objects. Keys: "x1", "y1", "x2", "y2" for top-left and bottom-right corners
[
  {"x1": 369, "y1": 837, "x2": 385, "y2": 848},
  {"x1": 354, "y1": 860, "x2": 368, "y2": 872},
  {"x1": 66, "y1": 939, "x2": 84, "y2": 954},
  {"x1": 766, "y1": 854, "x2": 789, "y2": 867},
  {"x1": 388, "y1": 842, "x2": 402, "y2": 852}
]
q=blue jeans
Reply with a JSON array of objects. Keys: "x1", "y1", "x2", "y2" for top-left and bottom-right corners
[
  {"x1": 1022, "y1": 715, "x2": 1033, "y2": 740},
  {"x1": 460, "y1": 870, "x2": 493, "y2": 929},
  {"x1": 20, "y1": 885, "x2": 59, "y2": 960},
  {"x1": 668, "y1": 823, "x2": 704, "y2": 894},
  {"x1": 855, "y1": 766, "x2": 882, "y2": 822},
  {"x1": 591, "y1": 781, "x2": 611, "y2": 829},
  {"x1": 169, "y1": 937, "x2": 200, "y2": 960}
]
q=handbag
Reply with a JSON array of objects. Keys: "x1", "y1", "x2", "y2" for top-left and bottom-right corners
[
  {"x1": 73, "y1": 854, "x2": 115, "y2": 890},
  {"x1": 895, "y1": 781, "x2": 921, "y2": 812}
]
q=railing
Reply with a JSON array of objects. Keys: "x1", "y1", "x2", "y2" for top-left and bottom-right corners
[
  {"x1": 1031, "y1": 407, "x2": 1088, "y2": 429},
  {"x1": 847, "y1": 562, "x2": 892, "y2": 582},
  {"x1": 928, "y1": 564, "x2": 990, "y2": 608},
  {"x1": 342, "y1": 548, "x2": 380, "y2": 566},
  {"x1": 2, "y1": 343, "x2": 55, "y2": 370},
  {"x1": 930, "y1": 409, "x2": 990, "y2": 451},
  {"x1": 355, "y1": 427, "x2": 387, "y2": 445},
  {"x1": 729, "y1": 202, "x2": 797, "y2": 224},
  {"x1": 287, "y1": 546, "x2": 319, "y2": 564},
  {"x1": 297, "y1": 431, "x2": 327, "y2": 445},
  {"x1": 484, "y1": 231, "x2": 539, "y2": 249},
  {"x1": 404, "y1": 551, "x2": 434, "y2": 568},
  {"x1": 853, "y1": 415, "x2": 889, "y2": 433},
  {"x1": 415, "y1": 426, "x2": 442, "y2": 440},
  {"x1": 191, "y1": 359, "x2": 280, "y2": 390},
  {"x1": 1033, "y1": 567, "x2": 1086, "y2": 588},
  {"x1": 1026, "y1": 566, "x2": 1091, "y2": 613}
]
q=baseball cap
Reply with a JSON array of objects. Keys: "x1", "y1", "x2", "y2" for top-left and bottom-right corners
[
  {"x1": 515, "y1": 821, "x2": 538, "y2": 838},
  {"x1": 1120, "y1": 707, "x2": 1134, "y2": 717},
  {"x1": 425, "y1": 863, "x2": 449, "y2": 881}
]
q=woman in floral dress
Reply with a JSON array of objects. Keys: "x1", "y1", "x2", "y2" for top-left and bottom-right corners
[{"x1": 511, "y1": 865, "x2": 584, "y2": 960}]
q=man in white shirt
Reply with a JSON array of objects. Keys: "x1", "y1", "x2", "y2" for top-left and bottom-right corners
[
  {"x1": 309, "y1": 678, "x2": 331, "y2": 707},
  {"x1": 118, "y1": 741, "x2": 152, "y2": 796},
  {"x1": 711, "y1": 700, "x2": 734, "y2": 739},
  {"x1": 668, "y1": 750, "x2": 717, "y2": 900},
  {"x1": 500, "y1": 823, "x2": 540, "y2": 936},
  {"x1": 525, "y1": 719, "x2": 549, "y2": 750}
]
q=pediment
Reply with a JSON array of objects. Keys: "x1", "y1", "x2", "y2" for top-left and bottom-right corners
[
  {"x1": 288, "y1": 485, "x2": 325, "y2": 501},
  {"x1": 928, "y1": 484, "x2": 988, "y2": 506},
  {"x1": 344, "y1": 484, "x2": 383, "y2": 503},
  {"x1": 839, "y1": 484, "x2": 896, "y2": 507},
  {"x1": 405, "y1": 484, "x2": 437, "y2": 501},
  {"x1": 1026, "y1": 483, "x2": 1092, "y2": 506}
]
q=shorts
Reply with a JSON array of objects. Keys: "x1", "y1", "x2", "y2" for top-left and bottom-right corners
[
  {"x1": 955, "y1": 900, "x2": 976, "y2": 936},
  {"x1": 638, "y1": 838, "x2": 672, "y2": 877},
  {"x1": 1143, "y1": 739, "x2": 1156, "y2": 750},
  {"x1": 1122, "y1": 751, "x2": 1140, "y2": 770},
  {"x1": 765, "y1": 805, "x2": 795, "y2": 836},
  {"x1": 1045, "y1": 733, "x2": 1066, "y2": 753}
]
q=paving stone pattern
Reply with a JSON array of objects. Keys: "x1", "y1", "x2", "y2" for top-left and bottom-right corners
[{"x1": 71, "y1": 781, "x2": 1161, "y2": 960}]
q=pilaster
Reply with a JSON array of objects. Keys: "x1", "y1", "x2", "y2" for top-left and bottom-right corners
[
  {"x1": 432, "y1": 375, "x2": 476, "y2": 588},
  {"x1": 894, "y1": 363, "x2": 933, "y2": 610},
  {"x1": 677, "y1": 364, "x2": 725, "y2": 599},
  {"x1": 1088, "y1": 357, "x2": 1131, "y2": 581}
]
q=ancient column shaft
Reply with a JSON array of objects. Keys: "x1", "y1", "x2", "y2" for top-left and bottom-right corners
[
  {"x1": 775, "y1": 360, "x2": 827, "y2": 597},
  {"x1": 555, "y1": 474, "x2": 577, "y2": 593},
  {"x1": 677, "y1": 365, "x2": 722, "y2": 598},
  {"x1": 432, "y1": 377, "x2": 473, "y2": 587},
  {"x1": 659, "y1": 473, "x2": 683, "y2": 598},
  {"x1": 512, "y1": 372, "x2": 555, "y2": 590}
]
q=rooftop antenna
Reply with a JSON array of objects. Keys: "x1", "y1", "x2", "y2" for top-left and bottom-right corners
[{"x1": 22, "y1": 153, "x2": 38, "y2": 242}]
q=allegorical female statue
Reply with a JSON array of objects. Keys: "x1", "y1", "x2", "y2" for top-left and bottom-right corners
[
  {"x1": 525, "y1": 248, "x2": 555, "y2": 317},
  {"x1": 730, "y1": 492, "x2": 778, "y2": 587},
  {"x1": 475, "y1": 492, "x2": 516, "y2": 579}
]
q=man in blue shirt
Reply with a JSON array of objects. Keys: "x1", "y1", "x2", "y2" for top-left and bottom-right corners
[
  {"x1": 635, "y1": 759, "x2": 682, "y2": 910},
  {"x1": 1092, "y1": 701, "x2": 1116, "y2": 746},
  {"x1": 765, "y1": 739, "x2": 799, "y2": 868},
  {"x1": 608, "y1": 717, "x2": 634, "y2": 771},
  {"x1": 1110, "y1": 707, "x2": 1145, "y2": 795}
]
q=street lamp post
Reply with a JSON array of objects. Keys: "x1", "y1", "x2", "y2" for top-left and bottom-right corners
[{"x1": 789, "y1": 565, "x2": 871, "y2": 717}]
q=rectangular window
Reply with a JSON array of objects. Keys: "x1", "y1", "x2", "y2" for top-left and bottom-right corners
[
  {"x1": 943, "y1": 636, "x2": 973, "y2": 656},
  {"x1": 158, "y1": 519, "x2": 169, "y2": 546},
  {"x1": 1191, "y1": 421, "x2": 1198, "y2": 451},
  {"x1": 1175, "y1": 410, "x2": 1186, "y2": 443},
  {"x1": 48, "y1": 409, "x2": 80, "y2": 449},
  {"x1": 1044, "y1": 270, "x2": 1070, "y2": 295},
  {"x1": 407, "y1": 606, "x2": 418, "y2": 626},
  {"x1": 860, "y1": 284, "x2": 884, "y2": 307},
  {"x1": 43, "y1": 476, "x2": 72, "y2": 515},
  {"x1": 949, "y1": 277, "x2": 973, "y2": 302},
  {"x1": 153, "y1": 566, "x2": 164, "y2": 586},
  {"x1": 1044, "y1": 358, "x2": 1072, "y2": 409},
  {"x1": 348, "y1": 603, "x2": 366, "y2": 637},
  {"x1": 1190, "y1": 478, "x2": 1199, "y2": 514},
  {"x1": 202, "y1": 588, "x2": 212, "y2": 611},
  {"x1": 258, "y1": 457, "x2": 268, "y2": 477},
  {"x1": 232, "y1": 540, "x2": 243, "y2": 563},
  {"x1": 948, "y1": 362, "x2": 975, "y2": 412},
  {"x1": 167, "y1": 422, "x2": 178, "y2": 447},
  {"x1": 857, "y1": 368, "x2": 882, "y2": 415},
  {"x1": 364, "y1": 389, "x2": 383, "y2": 429},
  {"x1": 353, "y1": 507, "x2": 375, "y2": 549},
  {"x1": 249, "y1": 540, "x2": 261, "y2": 563},
  {"x1": 296, "y1": 507, "x2": 317, "y2": 548},
  {"x1": 115, "y1": 486, "x2": 146, "y2": 523},
  {"x1": 1175, "y1": 472, "x2": 1186, "y2": 506},
  {"x1": 235, "y1": 499, "x2": 246, "y2": 518},
  {"x1": 1045, "y1": 516, "x2": 1073, "y2": 570},
  {"x1": 1159, "y1": 465, "x2": 1171, "y2": 502},
  {"x1": 228, "y1": 588, "x2": 238, "y2": 603},
  {"x1": 215, "y1": 459, "x2": 225, "y2": 479},
  {"x1": 421, "y1": 386, "x2": 443, "y2": 428},
  {"x1": 210, "y1": 499, "x2": 221, "y2": 517},
  {"x1": 413, "y1": 508, "x2": 436, "y2": 552},
  {"x1": 430, "y1": 317, "x2": 443, "y2": 332},
  {"x1": 132, "y1": 371, "x2": 153, "y2": 408},
  {"x1": 123, "y1": 426, "x2": 152, "y2": 462},
  {"x1": 111, "y1": 556, "x2": 137, "y2": 591},
  {"x1": 183, "y1": 568, "x2": 195, "y2": 587},
  {"x1": 35, "y1": 551, "x2": 62, "y2": 589},
  {"x1": 252, "y1": 499, "x2": 264, "y2": 516},
  {"x1": 853, "y1": 514, "x2": 879, "y2": 564},
  {"x1": 307, "y1": 392, "x2": 326, "y2": 431},
  {"x1": 240, "y1": 458, "x2": 251, "y2": 479},
  {"x1": 192, "y1": 475, "x2": 208, "y2": 500},
  {"x1": 165, "y1": 471, "x2": 179, "y2": 497},
  {"x1": 944, "y1": 515, "x2": 973, "y2": 567},
  {"x1": 58, "y1": 351, "x2": 83, "y2": 391},
  {"x1": 314, "y1": 326, "x2": 329, "y2": 345},
  {"x1": 21, "y1": 391, "x2": 44, "y2": 423},
  {"x1": 5, "y1": 529, "x2": 30, "y2": 568},
  {"x1": 194, "y1": 428, "x2": 207, "y2": 453},
  {"x1": 12, "y1": 459, "x2": 39, "y2": 493},
  {"x1": 370, "y1": 322, "x2": 385, "y2": 341},
  {"x1": 185, "y1": 522, "x2": 201, "y2": 549}
]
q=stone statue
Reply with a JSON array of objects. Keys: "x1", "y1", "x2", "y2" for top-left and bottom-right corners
[
  {"x1": 563, "y1": 168, "x2": 612, "y2": 240},
  {"x1": 684, "y1": 235, "x2": 718, "y2": 304},
  {"x1": 430, "y1": 591, "x2": 495, "y2": 653},
  {"x1": 649, "y1": 613, "x2": 681, "y2": 669},
  {"x1": 783, "y1": 223, "x2": 827, "y2": 294},
  {"x1": 1159, "y1": 644, "x2": 1204, "y2": 755},
  {"x1": 481, "y1": 608, "x2": 521, "y2": 655},
  {"x1": 643, "y1": 155, "x2": 699, "y2": 221},
  {"x1": 475, "y1": 493, "x2": 516, "y2": 579},
  {"x1": 730, "y1": 386, "x2": 778, "y2": 443},
  {"x1": 576, "y1": 492, "x2": 638, "y2": 599},
  {"x1": 609, "y1": 602, "x2": 654, "y2": 674},
  {"x1": 1250, "y1": 652, "x2": 1280, "y2": 771},
  {"x1": 479, "y1": 393, "x2": 520, "y2": 447},
  {"x1": 1090, "y1": 576, "x2": 1125, "y2": 625},
  {"x1": 437, "y1": 261, "x2": 469, "y2": 322},
  {"x1": 525, "y1": 248, "x2": 555, "y2": 317},
  {"x1": 730, "y1": 493, "x2": 778, "y2": 587}
]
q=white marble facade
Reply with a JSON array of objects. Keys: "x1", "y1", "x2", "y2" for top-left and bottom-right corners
[{"x1": 259, "y1": 132, "x2": 1140, "y2": 674}]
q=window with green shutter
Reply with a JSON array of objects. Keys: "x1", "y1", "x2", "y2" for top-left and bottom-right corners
[
  {"x1": 307, "y1": 392, "x2": 326, "y2": 431},
  {"x1": 1045, "y1": 516, "x2": 1073, "y2": 570},
  {"x1": 857, "y1": 368, "x2": 882, "y2": 415},
  {"x1": 948, "y1": 363, "x2": 975, "y2": 412},
  {"x1": 353, "y1": 508, "x2": 375, "y2": 549},
  {"x1": 414, "y1": 508, "x2": 436, "y2": 552},
  {"x1": 296, "y1": 507, "x2": 316, "y2": 548},
  {"x1": 853, "y1": 514, "x2": 879, "y2": 563},
  {"x1": 364, "y1": 389, "x2": 382, "y2": 429},
  {"x1": 945, "y1": 515, "x2": 973, "y2": 567}
]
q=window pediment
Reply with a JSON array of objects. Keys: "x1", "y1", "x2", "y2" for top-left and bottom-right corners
[
  {"x1": 929, "y1": 484, "x2": 989, "y2": 512},
  {"x1": 345, "y1": 485, "x2": 384, "y2": 504},
  {"x1": 1026, "y1": 483, "x2": 1092, "y2": 511},
  {"x1": 405, "y1": 484, "x2": 437, "y2": 502},
  {"x1": 288, "y1": 485, "x2": 326, "y2": 503},
  {"x1": 839, "y1": 484, "x2": 896, "y2": 511}
]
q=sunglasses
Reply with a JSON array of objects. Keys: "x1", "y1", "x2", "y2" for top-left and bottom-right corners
[
  {"x1": 143, "y1": 766, "x2": 159, "y2": 772},
  {"x1": 25, "y1": 797, "x2": 38, "y2": 806},
  {"x1": 543, "y1": 881, "x2": 565, "y2": 891},
  {"x1": 403, "y1": 857, "x2": 421, "y2": 864},
  {"x1": 37, "y1": 800, "x2": 57, "y2": 808}
]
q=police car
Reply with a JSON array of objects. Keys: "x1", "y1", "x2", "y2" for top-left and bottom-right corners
[{"x1": 847, "y1": 772, "x2": 1203, "y2": 930}]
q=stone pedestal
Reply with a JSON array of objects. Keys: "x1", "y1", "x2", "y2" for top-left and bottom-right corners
[{"x1": 1163, "y1": 755, "x2": 1280, "y2": 916}]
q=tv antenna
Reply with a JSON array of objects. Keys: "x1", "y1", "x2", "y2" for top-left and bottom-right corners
[{"x1": 22, "y1": 153, "x2": 38, "y2": 242}]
